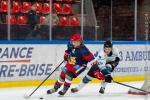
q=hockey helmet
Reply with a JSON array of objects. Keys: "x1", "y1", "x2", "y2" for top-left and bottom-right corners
[
  {"x1": 70, "y1": 33, "x2": 83, "y2": 41},
  {"x1": 104, "y1": 40, "x2": 113, "y2": 48}
]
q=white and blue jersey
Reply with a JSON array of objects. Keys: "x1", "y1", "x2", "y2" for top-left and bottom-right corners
[{"x1": 86, "y1": 47, "x2": 120, "y2": 77}]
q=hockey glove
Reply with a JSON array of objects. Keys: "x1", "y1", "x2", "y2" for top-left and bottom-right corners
[
  {"x1": 93, "y1": 70, "x2": 105, "y2": 80},
  {"x1": 115, "y1": 57, "x2": 120, "y2": 62},
  {"x1": 112, "y1": 57, "x2": 120, "y2": 68},
  {"x1": 105, "y1": 74, "x2": 112, "y2": 83},
  {"x1": 64, "y1": 50, "x2": 69, "y2": 61}
]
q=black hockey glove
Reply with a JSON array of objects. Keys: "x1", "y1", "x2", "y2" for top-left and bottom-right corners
[
  {"x1": 115, "y1": 57, "x2": 120, "y2": 62},
  {"x1": 105, "y1": 74, "x2": 112, "y2": 83},
  {"x1": 111, "y1": 57, "x2": 120, "y2": 70}
]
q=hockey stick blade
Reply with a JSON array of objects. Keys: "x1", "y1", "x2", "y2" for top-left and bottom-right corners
[
  {"x1": 113, "y1": 80, "x2": 150, "y2": 94},
  {"x1": 23, "y1": 94, "x2": 30, "y2": 99}
]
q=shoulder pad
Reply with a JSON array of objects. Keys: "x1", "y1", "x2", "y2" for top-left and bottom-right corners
[{"x1": 67, "y1": 41, "x2": 73, "y2": 51}]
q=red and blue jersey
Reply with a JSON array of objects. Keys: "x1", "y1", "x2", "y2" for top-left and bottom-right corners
[{"x1": 65, "y1": 41, "x2": 94, "y2": 66}]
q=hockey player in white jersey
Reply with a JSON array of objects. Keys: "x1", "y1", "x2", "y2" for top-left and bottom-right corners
[{"x1": 71, "y1": 40, "x2": 120, "y2": 94}]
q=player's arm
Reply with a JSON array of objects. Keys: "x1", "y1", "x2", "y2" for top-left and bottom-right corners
[
  {"x1": 64, "y1": 41, "x2": 73, "y2": 61},
  {"x1": 82, "y1": 47, "x2": 95, "y2": 63},
  {"x1": 86, "y1": 50, "x2": 104, "y2": 69},
  {"x1": 113, "y1": 47, "x2": 120, "y2": 63}
]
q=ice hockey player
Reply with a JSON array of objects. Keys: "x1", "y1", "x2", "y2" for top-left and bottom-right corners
[
  {"x1": 71, "y1": 40, "x2": 120, "y2": 94},
  {"x1": 47, "y1": 33, "x2": 94, "y2": 96}
]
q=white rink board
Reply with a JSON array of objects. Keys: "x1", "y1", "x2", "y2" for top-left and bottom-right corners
[
  {"x1": 0, "y1": 44, "x2": 66, "y2": 81},
  {"x1": 0, "y1": 44, "x2": 150, "y2": 82}
]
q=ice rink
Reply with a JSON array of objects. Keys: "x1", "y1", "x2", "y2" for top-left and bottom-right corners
[{"x1": 0, "y1": 81, "x2": 149, "y2": 100}]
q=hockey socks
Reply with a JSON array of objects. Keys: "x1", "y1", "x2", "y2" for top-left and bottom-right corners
[
  {"x1": 47, "y1": 81, "x2": 62, "y2": 94},
  {"x1": 58, "y1": 82, "x2": 71, "y2": 96}
]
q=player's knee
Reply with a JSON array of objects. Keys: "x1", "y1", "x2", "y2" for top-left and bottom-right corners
[
  {"x1": 60, "y1": 71, "x2": 66, "y2": 78},
  {"x1": 105, "y1": 64, "x2": 113, "y2": 71},
  {"x1": 101, "y1": 64, "x2": 112, "y2": 75},
  {"x1": 66, "y1": 72, "x2": 74, "y2": 81},
  {"x1": 83, "y1": 76, "x2": 91, "y2": 83}
]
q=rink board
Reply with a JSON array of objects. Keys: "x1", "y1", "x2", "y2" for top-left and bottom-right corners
[{"x1": 0, "y1": 41, "x2": 149, "y2": 88}]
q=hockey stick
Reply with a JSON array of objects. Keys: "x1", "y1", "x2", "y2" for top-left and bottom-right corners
[
  {"x1": 113, "y1": 80, "x2": 150, "y2": 94},
  {"x1": 24, "y1": 60, "x2": 64, "y2": 99}
]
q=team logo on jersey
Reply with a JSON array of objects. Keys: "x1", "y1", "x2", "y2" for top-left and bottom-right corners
[{"x1": 69, "y1": 57, "x2": 76, "y2": 64}]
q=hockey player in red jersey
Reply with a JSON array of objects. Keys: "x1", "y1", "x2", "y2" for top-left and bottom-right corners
[{"x1": 47, "y1": 33, "x2": 94, "y2": 96}]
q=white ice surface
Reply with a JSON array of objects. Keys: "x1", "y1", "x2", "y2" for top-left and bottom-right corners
[{"x1": 0, "y1": 81, "x2": 150, "y2": 100}]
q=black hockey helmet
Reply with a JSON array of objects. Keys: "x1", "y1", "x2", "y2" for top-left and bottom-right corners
[{"x1": 104, "y1": 40, "x2": 113, "y2": 48}]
